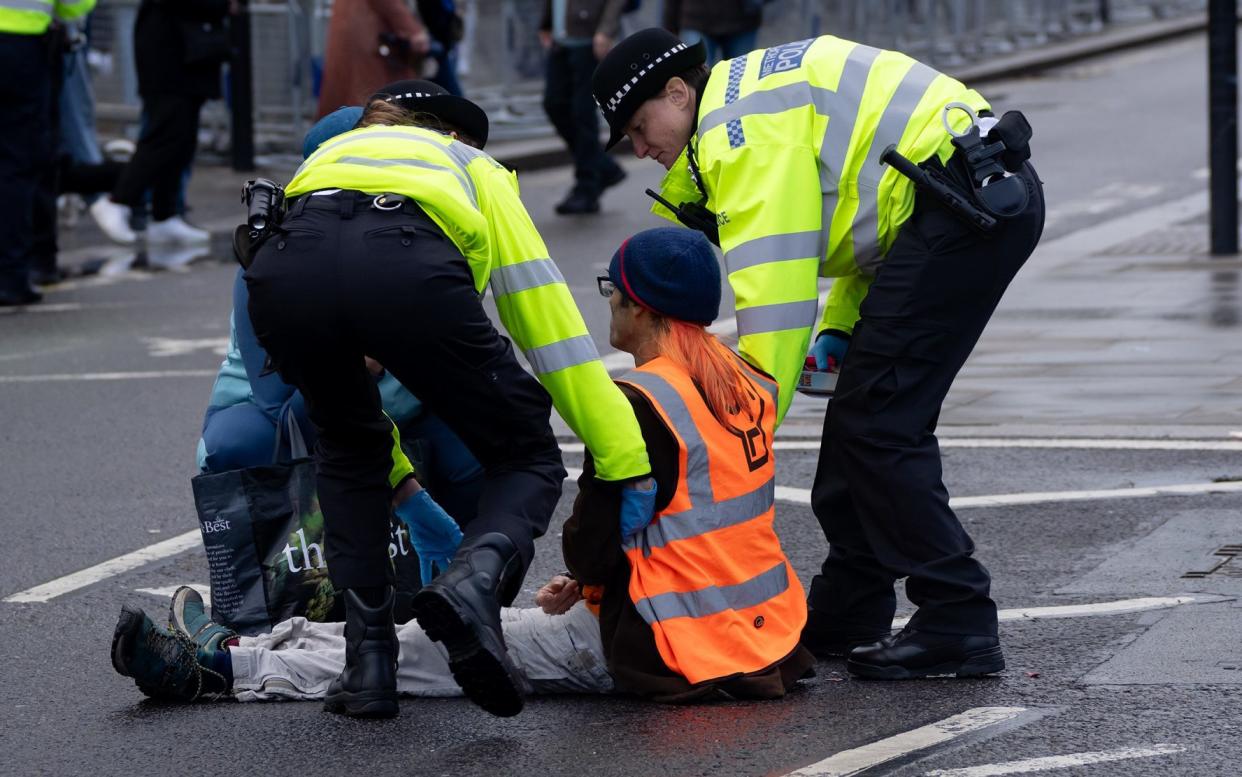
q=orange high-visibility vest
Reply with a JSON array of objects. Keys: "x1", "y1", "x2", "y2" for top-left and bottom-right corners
[{"x1": 617, "y1": 353, "x2": 806, "y2": 685}]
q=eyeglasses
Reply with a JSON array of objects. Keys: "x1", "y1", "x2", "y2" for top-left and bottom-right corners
[{"x1": 597, "y1": 275, "x2": 617, "y2": 298}]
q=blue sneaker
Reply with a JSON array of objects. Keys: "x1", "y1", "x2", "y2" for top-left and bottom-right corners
[
  {"x1": 169, "y1": 586, "x2": 236, "y2": 664},
  {"x1": 111, "y1": 605, "x2": 223, "y2": 701}
]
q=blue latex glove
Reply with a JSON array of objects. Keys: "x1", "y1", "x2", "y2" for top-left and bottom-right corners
[
  {"x1": 393, "y1": 489, "x2": 463, "y2": 585},
  {"x1": 619, "y1": 479, "x2": 658, "y2": 538},
  {"x1": 809, "y1": 330, "x2": 851, "y2": 371}
]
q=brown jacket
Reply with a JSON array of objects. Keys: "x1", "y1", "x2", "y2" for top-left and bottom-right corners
[
  {"x1": 562, "y1": 383, "x2": 815, "y2": 702},
  {"x1": 539, "y1": 0, "x2": 628, "y2": 41},
  {"x1": 317, "y1": 0, "x2": 426, "y2": 118}
]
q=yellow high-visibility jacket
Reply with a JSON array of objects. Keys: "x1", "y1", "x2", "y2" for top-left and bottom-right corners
[
  {"x1": 0, "y1": 0, "x2": 95, "y2": 34},
  {"x1": 653, "y1": 36, "x2": 989, "y2": 423},
  {"x1": 287, "y1": 124, "x2": 651, "y2": 482}
]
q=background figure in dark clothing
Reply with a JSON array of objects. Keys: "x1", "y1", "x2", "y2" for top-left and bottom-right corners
[
  {"x1": 91, "y1": 0, "x2": 232, "y2": 246},
  {"x1": 662, "y1": 0, "x2": 762, "y2": 63},
  {"x1": 539, "y1": 0, "x2": 628, "y2": 215}
]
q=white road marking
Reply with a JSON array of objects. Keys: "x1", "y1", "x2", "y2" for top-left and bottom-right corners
[
  {"x1": 771, "y1": 437, "x2": 1242, "y2": 452},
  {"x1": 922, "y1": 744, "x2": 1186, "y2": 776},
  {"x1": 785, "y1": 707, "x2": 1027, "y2": 776},
  {"x1": 136, "y1": 584, "x2": 211, "y2": 606},
  {"x1": 891, "y1": 595, "x2": 1222, "y2": 629},
  {"x1": 767, "y1": 480, "x2": 1242, "y2": 509},
  {"x1": 3, "y1": 530, "x2": 201, "y2": 603},
  {"x1": 142, "y1": 336, "x2": 229, "y2": 358},
  {"x1": 0, "y1": 302, "x2": 85, "y2": 315},
  {"x1": 0, "y1": 369, "x2": 216, "y2": 384},
  {"x1": 558, "y1": 437, "x2": 1242, "y2": 454}
]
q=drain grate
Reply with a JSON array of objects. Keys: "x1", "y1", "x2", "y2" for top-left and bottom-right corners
[{"x1": 1182, "y1": 545, "x2": 1242, "y2": 579}]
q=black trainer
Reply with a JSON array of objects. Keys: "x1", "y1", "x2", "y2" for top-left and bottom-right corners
[
  {"x1": 412, "y1": 532, "x2": 528, "y2": 717},
  {"x1": 600, "y1": 164, "x2": 627, "y2": 191},
  {"x1": 323, "y1": 587, "x2": 400, "y2": 718},
  {"x1": 846, "y1": 629, "x2": 1004, "y2": 680}
]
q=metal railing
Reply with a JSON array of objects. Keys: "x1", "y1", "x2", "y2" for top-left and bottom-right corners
[{"x1": 87, "y1": 0, "x2": 1206, "y2": 152}]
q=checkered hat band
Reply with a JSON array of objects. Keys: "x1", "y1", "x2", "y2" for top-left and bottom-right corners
[
  {"x1": 385, "y1": 92, "x2": 436, "y2": 101},
  {"x1": 604, "y1": 42, "x2": 690, "y2": 114}
]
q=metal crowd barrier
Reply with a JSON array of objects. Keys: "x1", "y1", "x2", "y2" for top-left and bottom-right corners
[{"x1": 87, "y1": 0, "x2": 1206, "y2": 152}]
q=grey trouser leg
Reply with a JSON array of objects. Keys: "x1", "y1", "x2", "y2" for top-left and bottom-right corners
[{"x1": 230, "y1": 604, "x2": 612, "y2": 701}]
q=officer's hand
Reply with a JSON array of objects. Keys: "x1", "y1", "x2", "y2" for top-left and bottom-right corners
[
  {"x1": 538, "y1": 29, "x2": 553, "y2": 50},
  {"x1": 810, "y1": 330, "x2": 851, "y2": 371},
  {"x1": 393, "y1": 489, "x2": 463, "y2": 586},
  {"x1": 535, "y1": 575, "x2": 581, "y2": 615},
  {"x1": 619, "y1": 477, "x2": 657, "y2": 538}
]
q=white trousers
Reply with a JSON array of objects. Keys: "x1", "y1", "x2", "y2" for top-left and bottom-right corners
[{"x1": 229, "y1": 603, "x2": 613, "y2": 702}]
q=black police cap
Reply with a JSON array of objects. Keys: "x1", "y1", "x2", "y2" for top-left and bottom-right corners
[
  {"x1": 592, "y1": 28, "x2": 707, "y2": 150},
  {"x1": 370, "y1": 79, "x2": 490, "y2": 148}
]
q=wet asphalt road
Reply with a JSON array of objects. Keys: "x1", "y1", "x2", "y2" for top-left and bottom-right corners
[{"x1": 3, "y1": 33, "x2": 1242, "y2": 777}]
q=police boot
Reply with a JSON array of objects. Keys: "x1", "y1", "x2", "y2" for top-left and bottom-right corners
[
  {"x1": 323, "y1": 587, "x2": 400, "y2": 718},
  {"x1": 412, "y1": 532, "x2": 528, "y2": 717}
]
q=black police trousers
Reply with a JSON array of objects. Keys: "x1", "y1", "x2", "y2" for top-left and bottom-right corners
[
  {"x1": 0, "y1": 32, "x2": 53, "y2": 294},
  {"x1": 808, "y1": 161, "x2": 1045, "y2": 637},
  {"x1": 244, "y1": 192, "x2": 566, "y2": 593}
]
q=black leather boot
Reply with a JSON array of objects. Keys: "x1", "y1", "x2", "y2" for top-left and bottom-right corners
[
  {"x1": 847, "y1": 628, "x2": 1004, "y2": 680},
  {"x1": 412, "y1": 532, "x2": 528, "y2": 717},
  {"x1": 323, "y1": 587, "x2": 399, "y2": 718}
]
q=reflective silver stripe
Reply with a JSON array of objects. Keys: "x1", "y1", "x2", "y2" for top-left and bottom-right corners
[
  {"x1": 637, "y1": 479, "x2": 774, "y2": 551},
  {"x1": 819, "y1": 44, "x2": 883, "y2": 198},
  {"x1": 296, "y1": 131, "x2": 485, "y2": 199},
  {"x1": 724, "y1": 230, "x2": 822, "y2": 275},
  {"x1": 634, "y1": 561, "x2": 790, "y2": 624},
  {"x1": 488, "y1": 258, "x2": 565, "y2": 298},
  {"x1": 525, "y1": 334, "x2": 599, "y2": 375},
  {"x1": 620, "y1": 369, "x2": 712, "y2": 500},
  {"x1": 1, "y1": 0, "x2": 53, "y2": 14},
  {"x1": 850, "y1": 61, "x2": 940, "y2": 272},
  {"x1": 698, "y1": 82, "x2": 811, "y2": 139},
  {"x1": 736, "y1": 299, "x2": 818, "y2": 338},
  {"x1": 333, "y1": 156, "x2": 476, "y2": 206}
]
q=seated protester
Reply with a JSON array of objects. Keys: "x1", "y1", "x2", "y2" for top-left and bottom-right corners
[{"x1": 110, "y1": 228, "x2": 813, "y2": 705}]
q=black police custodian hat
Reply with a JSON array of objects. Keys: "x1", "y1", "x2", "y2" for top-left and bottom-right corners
[
  {"x1": 592, "y1": 28, "x2": 706, "y2": 150},
  {"x1": 371, "y1": 79, "x2": 490, "y2": 148}
]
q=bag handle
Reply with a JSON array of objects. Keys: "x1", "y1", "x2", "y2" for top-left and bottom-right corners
[{"x1": 272, "y1": 408, "x2": 310, "y2": 463}]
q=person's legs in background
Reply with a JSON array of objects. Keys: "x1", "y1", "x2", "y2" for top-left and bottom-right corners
[
  {"x1": 429, "y1": 44, "x2": 463, "y2": 96},
  {"x1": 107, "y1": 94, "x2": 208, "y2": 245},
  {"x1": 714, "y1": 29, "x2": 757, "y2": 61}
]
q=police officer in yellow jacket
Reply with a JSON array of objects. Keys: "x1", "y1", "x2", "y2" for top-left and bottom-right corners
[
  {"x1": 593, "y1": 30, "x2": 1045, "y2": 679},
  {"x1": 245, "y1": 81, "x2": 653, "y2": 719},
  {"x1": 0, "y1": 0, "x2": 95, "y2": 305}
]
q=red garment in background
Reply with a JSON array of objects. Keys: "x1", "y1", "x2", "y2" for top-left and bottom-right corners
[{"x1": 317, "y1": 0, "x2": 424, "y2": 118}]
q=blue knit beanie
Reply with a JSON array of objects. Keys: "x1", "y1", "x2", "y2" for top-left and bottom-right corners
[
  {"x1": 608, "y1": 228, "x2": 721, "y2": 325},
  {"x1": 302, "y1": 106, "x2": 363, "y2": 160}
]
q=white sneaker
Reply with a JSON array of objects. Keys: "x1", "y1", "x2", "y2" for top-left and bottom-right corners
[
  {"x1": 89, "y1": 198, "x2": 136, "y2": 244},
  {"x1": 147, "y1": 215, "x2": 210, "y2": 245}
]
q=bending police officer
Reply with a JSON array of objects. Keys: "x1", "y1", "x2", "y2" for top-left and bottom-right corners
[
  {"x1": 593, "y1": 30, "x2": 1045, "y2": 679},
  {"x1": 244, "y1": 80, "x2": 653, "y2": 718}
]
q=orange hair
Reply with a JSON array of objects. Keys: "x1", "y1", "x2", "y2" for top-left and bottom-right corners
[{"x1": 656, "y1": 320, "x2": 755, "y2": 426}]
